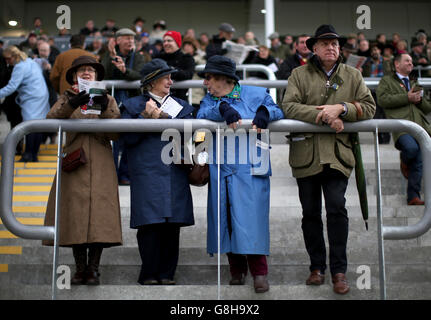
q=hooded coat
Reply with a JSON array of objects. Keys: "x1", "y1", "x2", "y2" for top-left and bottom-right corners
[
  {"x1": 121, "y1": 93, "x2": 195, "y2": 228},
  {"x1": 197, "y1": 85, "x2": 284, "y2": 255},
  {"x1": 43, "y1": 90, "x2": 122, "y2": 247}
]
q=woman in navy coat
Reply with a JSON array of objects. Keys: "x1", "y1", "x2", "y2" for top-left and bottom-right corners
[{"x1": 121, "y1": 59, "x2": 195, "y2": 285}]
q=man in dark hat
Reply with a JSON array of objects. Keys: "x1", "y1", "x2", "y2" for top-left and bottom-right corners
[
  {"x1": 206, "y1": 23, "x2": 235, "y2": 59},
  {"x1": 101, "y1": 27, "x2": 147, "y2": 185},
  {"x1": 282, "y1": 24, "x2": 376, "y2": 295}
]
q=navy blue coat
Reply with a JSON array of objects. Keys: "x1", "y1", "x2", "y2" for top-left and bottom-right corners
[{"x1": 121, "y1": 93, "x2": 195, "y2": 228}]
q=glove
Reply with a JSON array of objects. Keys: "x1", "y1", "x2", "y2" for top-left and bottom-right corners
[
  {"x1": 69, "y1": 91, "x2": 90, "y2": 109},
  {"x1": 92, "y1": 93, "x2": 109, "y2": 112},
  {"x1": 252, "y1": 106, "x2": 270, "y2": 129},
  {"x1": 219, "y1": 101, "x2": 241, "y2": 125}
]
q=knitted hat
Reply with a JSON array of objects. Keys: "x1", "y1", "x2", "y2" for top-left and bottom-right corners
[{"x1": 164, "y1": 30, "x2": 182, "y2": 48}]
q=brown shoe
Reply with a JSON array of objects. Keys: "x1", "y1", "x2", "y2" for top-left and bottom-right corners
[
  {"x1": 408, "y1": 197, "x2": 425, "y2": 205},
  {"x1": 229, "y1": 273, "x2": 246, "y2": 285},
  {"x1": 306, "y1": 270, "x2": 325, "y2": 285},
  {"x1": 71, "y1": 271, "x2": 86, "y2": 285},
  {"x1": 332, "y1": 273, "x2": 349, "y2": 294},
  {"x1": 253, "y1": 275, "x2": 269, "y2": 293},
  {"x1": 400, "y1": 160, "x2": 409, "y2": 179}
]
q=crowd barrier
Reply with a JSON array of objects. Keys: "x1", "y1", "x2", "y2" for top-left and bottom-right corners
[{"x1": 1, "y1": 119, "x2": 431, "y2": 300}]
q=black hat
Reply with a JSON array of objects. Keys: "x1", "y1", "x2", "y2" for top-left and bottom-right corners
[
  {"x1": 306, "y1": 24, "x2": 346, "y2": 51},
  {"x1": 140, "y1": 58, "x2": 177, "y2": 87},
  {"x1": 197, "y1": 55, "x2": 240, "y2": 82},
  {"x1": 411, "y1": 41, "x2": 424, "y2": 48},
  {"x1": 66, "y1": 55, "x2": 105, "y2": 85},
  {"x1": 342, "y1": 42, "x2": 357, "y2": 53}
]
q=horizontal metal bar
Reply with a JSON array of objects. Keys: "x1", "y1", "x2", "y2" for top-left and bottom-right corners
[
  {"x1": 102, "y1": 78, "x2": 431, "y2": 90},
  {"x1": 1, "y1": 119, "x2": 431, "y2": 241}
]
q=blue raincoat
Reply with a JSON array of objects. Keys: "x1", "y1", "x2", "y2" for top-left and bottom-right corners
[
  {"x1": 121, "y1": 93, "x2": 195, "y2": 228},
  {"x1": 197, "y1": 85, "x2": 284, "y2": 255}
]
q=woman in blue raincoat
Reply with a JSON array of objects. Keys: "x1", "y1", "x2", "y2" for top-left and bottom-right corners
[
  {"x1": 121, "y1": 59, "x2": 195, "y2": 285},
  {"x1": 197, "y1": 55, "x2": 284, "y2": 293}
]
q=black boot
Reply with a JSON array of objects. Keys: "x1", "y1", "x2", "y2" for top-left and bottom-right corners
[
  {"x1": 86, "y1": 245, "x2": 103, "y2": 285},
  {"x1": 71, "y1": 245, "x2": 87, "y2": 285}
]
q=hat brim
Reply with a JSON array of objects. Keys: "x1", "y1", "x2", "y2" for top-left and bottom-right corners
[
  {"x1": 197, "y1": 69, "x2": 240, "y2": 82},
  {"x1": 306, "y1": 36, "x2": 347, "y2": 51},
  {"x1": 66, "y1": 62, "x2": 105, "y2": 85},
  {"x1": 141, "y1": 68, "x2": 177, "y2": 87}
]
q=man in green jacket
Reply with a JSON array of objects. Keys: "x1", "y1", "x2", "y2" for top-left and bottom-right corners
[
  {"x1": 282, "y1": 24, "x2": 376, "y2": 295},
  {"x1": 376, "y1": 53, "x2": 431, "y2": 205}
]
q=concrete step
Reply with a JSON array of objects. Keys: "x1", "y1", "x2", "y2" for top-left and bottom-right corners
[
  {"x1": 1, "y1": 282, "x2": 430, "y2": 300},
  {"x1": 2, "y1": 245, "x2": 430, "y2": 266},
  {"x1": 2, "y1": 215, "x2": 429, "y2": 249},
  {"x1": 2, "y1": 263, "x2": 431, "y2": 287}
]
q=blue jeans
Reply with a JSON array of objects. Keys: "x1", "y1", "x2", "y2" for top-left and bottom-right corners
[{"x1": 395, "y1": 134, "x2": 422, "y2": 202}]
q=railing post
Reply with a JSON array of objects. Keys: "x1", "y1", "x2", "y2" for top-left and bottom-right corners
[
  {"x1": 52, "y1": 126, "x2": 63, "y2": 300},
  {"x1": 373, "y1": 128, "x2": 386, "y2": 300},
  {"x1": 217, "y1": 124, "x2": 221, "y2": 300}
]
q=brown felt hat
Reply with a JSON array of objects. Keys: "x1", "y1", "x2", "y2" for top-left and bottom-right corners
[{"x1": 66, "y1": 55, "x2": 105, "y2": 85}]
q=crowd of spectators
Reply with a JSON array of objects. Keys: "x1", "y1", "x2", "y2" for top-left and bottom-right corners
[{"x1": 1, "y1": 16, "x2": 431, "y2": 151}]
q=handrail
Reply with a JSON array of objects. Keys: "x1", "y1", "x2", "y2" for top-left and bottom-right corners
[
  {"x1": 1, "y1": 118, "x2": 431, "y2": 241},
  {"x1": 102, "y1": 77, "x2": 431, "y2": 91}
]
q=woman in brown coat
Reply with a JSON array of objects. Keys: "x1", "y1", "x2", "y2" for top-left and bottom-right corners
[{"x1": 43, "y1": 56, "x2": 122, "y2": 285}]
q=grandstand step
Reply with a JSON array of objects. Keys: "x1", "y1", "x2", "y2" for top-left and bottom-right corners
[
  {"x1": 2, "y1": 245, "x2": 429, "y2": 266},
  {"x1": 14, "y1": 177, "x2": 54, "y2": 184},
  {"x1": 1, "y1": 282, "x2": 431, "y2": 300},
  {"x1": 0, "y1": 246, "x2": 22, "y2": 255}
]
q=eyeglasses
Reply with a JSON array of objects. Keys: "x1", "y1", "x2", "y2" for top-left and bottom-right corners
[
  {"x1": 77, "y1": 66, "x2": 96, "y2": 73},
  {"x1": 3, "y1": 56, "x2": 12, "y2": 61}
]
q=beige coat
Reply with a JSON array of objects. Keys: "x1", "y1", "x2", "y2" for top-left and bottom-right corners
[{"x1": 43, "y1": 90, "x2": 122, "y2": 247}]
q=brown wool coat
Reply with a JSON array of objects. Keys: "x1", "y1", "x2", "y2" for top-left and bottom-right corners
[
  {"x1": 43, "y1": 90, "x2": 122, "y2": 247},
  {"x1": 50, "y1": 48, "x2": 97, "y2": 95}
]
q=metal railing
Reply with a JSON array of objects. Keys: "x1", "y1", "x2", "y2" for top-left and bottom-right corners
[
  {"x1": 413, "y1": 65, "x2": 431, "y2": 78},
  {"x1": 1, "y1": 119, "x2": 431, "y2": 300},
  {"x1": 103, "y1": 77, "x2": 431, "y2": 96}
]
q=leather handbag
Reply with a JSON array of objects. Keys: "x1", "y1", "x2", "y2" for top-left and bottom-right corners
[
  {"x1": 62, "y1": 148, "x2": 87, "y2": 172},
  {"x1": 188, "y1": 163, "x2": 209, "y2": 187}
]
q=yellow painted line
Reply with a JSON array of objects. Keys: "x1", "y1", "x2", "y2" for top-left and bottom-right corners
[
  {"x1": 13, "y1": 206, "x2": 46, "y2": 213},
  {"x1": 38, "y1": 150, "x2": 57, "y2": 155},
  {"x1": 0, "y1": 264, "x2": 8, "y2": 272},
  {"x1": 0, "y1": 246, "x2": 22, "y2": 255},
  {"x1": 13, "y1": 195, "x2": 48, "y2": 202},
  {"x1": 13, "y1": 186, "x2": 51, "y2": 192},
  {"x1": 14, "y1": 177, "x2": 54, "y2": 183},
  {"x1": 17, "y1": 169, "x2": 56, "y2": 175},
  {"x1": 17, "y1": 218, "x2": 44, "y2": 225},
  {"x1": 0, "y1": 231, "x2": 18, "y2": 239},
  {"x1": 36, "y1": 156, "x2": 57, "y2": 162},
  {"x1": 25, "y1": 162, "x2": 57, "y2": 168},
  {"x1": 40, "y1": 144, "x2": 59, "y2": 150},
  {"x1": 13, "y1": 162, "x2": 57, "y2": 169},
  {"x1": 0, "y1": 218, "x2": 44, "y2": 225}
]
